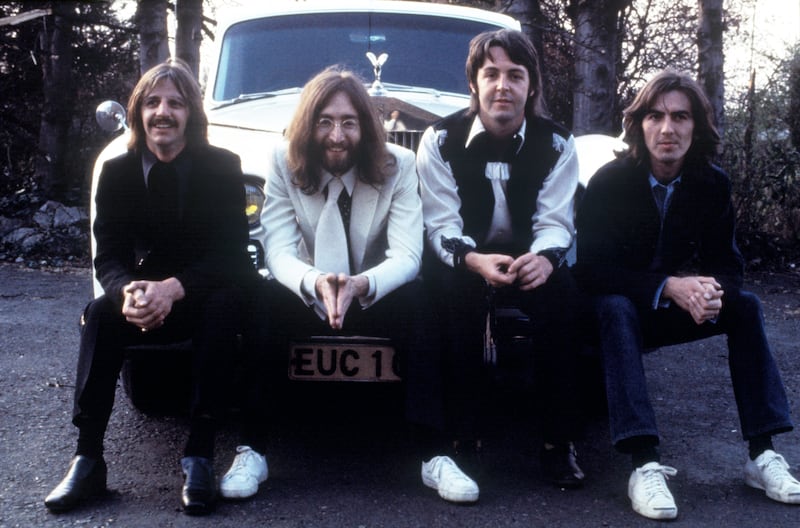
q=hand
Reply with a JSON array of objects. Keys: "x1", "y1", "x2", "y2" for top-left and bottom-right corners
[
  {"x1": 121, "y1": 278, "x2": 184, "y2": 331},
  {"x1": 663, "y1": 276, "x2": 723, "y2": 325},
  {"x1": 464, "y1": 252, "x2": 516, "y2": 287},
  {"x1": 507, "y1": 252, "x2": 553, "y2": 291},
  {"x1": 315, "y1": 273, "x2": 368, "y2": 329}
]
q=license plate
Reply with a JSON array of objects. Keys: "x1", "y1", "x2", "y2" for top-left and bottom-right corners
[{"x1": 289, "y1": 336, "x2": 400, "y2": 382}]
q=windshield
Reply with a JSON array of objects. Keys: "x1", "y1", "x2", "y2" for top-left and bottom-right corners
[{"x1": 212, "y1": 12, "x2": 502, "y2": 102}]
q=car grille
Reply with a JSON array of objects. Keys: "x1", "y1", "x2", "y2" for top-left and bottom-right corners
[{"x1": 387, "y1": 130, "x2": 423, "y2": 152}]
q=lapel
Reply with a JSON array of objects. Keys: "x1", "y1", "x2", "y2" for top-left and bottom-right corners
[{"x1": 349, "y1": 179, "x2": 380, "y2": 272}]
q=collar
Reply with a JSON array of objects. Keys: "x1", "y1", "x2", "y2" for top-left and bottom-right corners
[
  {"x1": 648, "y1": 173, "x2": 681, "y2": 190},
  {"x1": 320, "y1": 166, "x2": 357, "y2": 196},
  {"x1": 465, "y1": 116, "x2": 526, "y2": 155},
  {"x1": 142, "y1": 147, "x2": 191, "y2": 186}
]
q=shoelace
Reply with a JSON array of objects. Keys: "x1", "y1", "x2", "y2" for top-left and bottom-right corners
[
  {"x1": 437, "y1": 458, "x2": 473, "y2": 484},
  {"x1": 231, "y1": 451, "x2": 257, "y2": 474},
  {"x1": 759, "y1": 454, "x2": 798, "y2": 486},
  {"x1": 641, "y1": 465, "x2": 677, "y2": 500}
]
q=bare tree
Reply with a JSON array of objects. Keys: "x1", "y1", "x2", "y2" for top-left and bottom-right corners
[
  {"x1": 36, "y1": 1, "x2": 75, "y2": 198},
  {"x1": 697, "y1": 0, "x2": 725, "y2": 139},
  {"x1": 175, "y1": 0, "x2": 202, "y2": 78},
  {"x1": 136, "y1": 0, "x2": 168, "y2": 75},
  {"x1": 568, "y1": 0, "x2": 631, "y2": 134}
]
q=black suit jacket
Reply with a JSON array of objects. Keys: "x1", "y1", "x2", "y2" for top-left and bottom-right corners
[
  {"x1": 575, "y1": 156, "x2": 744, "y2": 311},
  {"x1": 93, "y1": 144, "x2": 254, "y2": 307}
]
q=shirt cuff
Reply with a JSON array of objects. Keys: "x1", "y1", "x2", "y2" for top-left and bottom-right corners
[
  {"x1": 653, "y1": 278, "x2": 671, "y2": 309},
  {"x1": 358, "y1": 274, "x2": 377, "y2": 307},
  {"x1": 301, "y1": 269, "x2": 322, "y2": 305}
]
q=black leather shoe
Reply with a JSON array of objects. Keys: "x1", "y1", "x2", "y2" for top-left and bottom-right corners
[
  {"x1": 541, "y1": 442, "x2": 586, "y2": 489},
  {"x1": 181, "y1": 456, "x2": 216, "y2": 515},
  {"x1": 44, "y1": 455, "x2": 107, "y2": 513}
]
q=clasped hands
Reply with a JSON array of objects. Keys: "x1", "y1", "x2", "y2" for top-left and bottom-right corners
[
  {"x1": 121, "y1": 277, "x2": 185, "y2": 332},
  {"x1": 465, "y1": 251, "x2": 553, "y2": 291},
  {"x1": 315, "y1": 273, "x2": 369, "y2": 330},
  {"x1": 664, "y1": 275, "x2": 724, "y2": 324}
]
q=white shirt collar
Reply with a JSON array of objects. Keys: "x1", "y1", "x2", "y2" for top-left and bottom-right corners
[
  {"x1": 465, "y1": 116, "x2": 526, "y2": 155},
  {"x1": 321, "y1": 166, "x2": 357, "y2": 196}
]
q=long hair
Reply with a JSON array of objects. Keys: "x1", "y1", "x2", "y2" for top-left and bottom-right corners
[
  {"x1": 622, "y1": 69, "x2": 720, "y2": 165},
  {"x1": 465, "y1": 29, "x2": 546, "y2": 120},
  {"x1": 126, "y1": 58, "x2": 208, "y2": 152},
  {"x1": 285, "y1": 66, "x2": 393, "y2": 194}
]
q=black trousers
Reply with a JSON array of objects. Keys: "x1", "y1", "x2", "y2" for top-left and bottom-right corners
[
  {"x1": 424, "y1": 259, "x2": 584, "y2": 444},
  {"x1": 72, "y1": 288, "x2": 243, "y2": 456},
  {"x1": 248, "y1": 278, "x2": 445, "y2": 433}
]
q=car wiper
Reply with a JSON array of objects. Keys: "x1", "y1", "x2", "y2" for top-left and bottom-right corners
[{"x1": 212, "y1": 88, "x2": 302, "y2": 109}]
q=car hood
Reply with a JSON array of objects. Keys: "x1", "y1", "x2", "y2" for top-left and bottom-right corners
[{"x1": 207, "y1": 88, "x2": 470, "y2": 133}]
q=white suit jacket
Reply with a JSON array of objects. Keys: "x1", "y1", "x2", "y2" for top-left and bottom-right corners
[{"x1": 261, "y1": 141, "x2": 422, "y2": 313}]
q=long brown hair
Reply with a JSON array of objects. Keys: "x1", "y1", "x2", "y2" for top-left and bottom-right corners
[
  {"x1": 285, "y1": 66, "x2": 394, "y2": 194},
  {"x1": 126, "y1": 58, "x2": 208, "y2": 152},
  {"x1": 465, "y1": 29, "x2": 546, "y2": 120},
  {"x1": 622, "y1": 69, "x2": 720, "y2": 165}
]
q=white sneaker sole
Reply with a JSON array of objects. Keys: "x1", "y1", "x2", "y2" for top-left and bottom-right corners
[
  {"x1": 630, "y1": 498, "x2": 677, "y2": 520},
  {"x1": 422, "y1": 474, "x2": 479, "y2": 503},
  {"x1": 220, "y1": 483, "x2": 258, "y2": 499},
  {"x1": 745, "y1": 473, "x2": 800, "y2": 504}
]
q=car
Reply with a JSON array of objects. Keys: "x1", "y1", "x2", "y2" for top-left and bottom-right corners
[{"x1": 91, "y1": 0, "x2": 618, "y2": 411}]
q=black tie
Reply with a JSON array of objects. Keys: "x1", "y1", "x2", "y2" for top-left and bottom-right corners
[
  {"x1": 148, "y1": 161, "x2": 179, "y2": 226},
  {"x1": 337, "y1": 187, "x2": 351, "y2": 232},
  {"x1": 653, "y1": 184, "x2": 668, "y2": 219}
]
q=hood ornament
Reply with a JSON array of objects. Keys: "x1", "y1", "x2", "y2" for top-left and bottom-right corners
[{"x1": 366, "y1": 52, "x2": 388, "y2": 96}]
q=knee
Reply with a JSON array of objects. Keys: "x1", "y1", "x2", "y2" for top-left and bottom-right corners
[
  {"x1": 82, "y1": 295, "x2": 121, "y2": 325},
  {"x1": 723, "y1": 289, "x2": 764, "y2": 322},
  {"x1": 594, "y1": 294, "x2": 637, "y2": 323}
]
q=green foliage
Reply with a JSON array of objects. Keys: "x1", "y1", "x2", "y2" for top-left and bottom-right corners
[
  {"x1": 0, "y1": 1, "x2": 137, "y2": 205},
  {"x1": 722, "y1": 44, "x2": 800, "y2": 268}
]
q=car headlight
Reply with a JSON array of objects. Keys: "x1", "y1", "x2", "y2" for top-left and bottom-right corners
[{"x1": 244, "y1": 180, "x2": 265, "y2": 227}]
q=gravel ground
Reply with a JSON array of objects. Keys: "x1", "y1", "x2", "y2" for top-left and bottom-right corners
[{"x1": 1, "y1": 263, "x2": 799, "y2": 527}]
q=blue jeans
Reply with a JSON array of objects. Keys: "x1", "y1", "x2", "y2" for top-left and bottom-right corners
[{"x1": 593, "y1": 289, "x2": 793, "y2": 449}]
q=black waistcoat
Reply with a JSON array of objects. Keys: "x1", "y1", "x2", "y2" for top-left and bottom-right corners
[{"x1": 435, "y1": 109, "x2": 570, "y2": 254}]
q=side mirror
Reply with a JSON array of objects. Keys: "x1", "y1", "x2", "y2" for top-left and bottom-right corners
[{"x1": 95, "y1": 100, "x2": 127, "y2": 133}]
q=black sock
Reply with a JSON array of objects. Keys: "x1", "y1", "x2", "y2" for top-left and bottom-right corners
[
  {"x1": 616, "y1": 435, "x2": 660, "y2": 469},
  {"x1": 75, "y1": 422, "x2": 105, "y2": 459},
  {"x1": 184, "y1": 416, "x2": 215, "y2": 459},
  {"x1": 748, "y1": 435, "x2": 774, "y2": 461},
  {"x1": 631, "y1": 446, "x2": 661, "y2": 469}
]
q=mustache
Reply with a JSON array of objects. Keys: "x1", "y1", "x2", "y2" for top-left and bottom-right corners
[{"x1": 148, "y1": 117, "x2": 178, "y2": 127}]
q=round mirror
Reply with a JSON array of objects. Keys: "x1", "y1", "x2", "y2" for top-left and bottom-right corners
[{"x1": 95, "y1": 100, "x2": 127, "y2": 133}]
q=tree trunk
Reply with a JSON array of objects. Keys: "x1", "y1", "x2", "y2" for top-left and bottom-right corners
[
  {"x1": 697, "y1": 0, "x2": 725, "y2": 141},
  {"x1": 35, "y1": 1, "x2": 75, "y2": 199},
  {"x1": 136, "y1": 0, "x2": 169, "y2": 75},
  {"x1": 790, "y1": 54, "x2": 800, "y2": 150},
  {"x1": 501, "y1": 0, "x2": 546, "y2": 84},
  {"x1": 569, "y1": 0, "x2": 629, "y2": 135},
  {"x1": 175, "y1": 0, "x2": 202, "y2": 79}
]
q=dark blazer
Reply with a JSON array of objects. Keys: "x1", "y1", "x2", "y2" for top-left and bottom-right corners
[
  {"x1": 93, "y1": 144, "x2": 254, "y2": 307},
  {"x1": 575, "y1": 156, "x2": 744, "y2": 311}
]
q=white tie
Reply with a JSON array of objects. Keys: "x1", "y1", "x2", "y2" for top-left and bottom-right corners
[
  {"x1": 485, "y1": 162, "x2": 513, "y2": 245},
  {"x1": 314, "y1": 177, "x2": 350, "y2": 274}
]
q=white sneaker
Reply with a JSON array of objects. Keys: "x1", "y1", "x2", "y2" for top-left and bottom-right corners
[
  {"x1": 744, "y1": 449, "x2": 800, "y2": 504},
  {"x1": 628, "y1": 462, "x2": 678, "y2": 520},
  {"x1": 220, "y1": 446, "x2": 268, "y2": 499},
  {"x1": 421, "y1": 455, "x2": 479, "y2": 503}
]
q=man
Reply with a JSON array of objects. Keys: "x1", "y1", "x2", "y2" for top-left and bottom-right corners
[
  {"x1": 44, "y1": 59, "x2": 255, "y2": 516},
  {"x1": 576, "y1": 69, "x2": 800, "y2": 520},
  {"x1": 224, "y1": 66, "x2": 466, "y2": 503},
  {"x1": 416, "y1": 29, "x2": 586, "y2": 494}
]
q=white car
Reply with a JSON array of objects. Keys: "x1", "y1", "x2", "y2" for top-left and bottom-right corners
[{"x1": 91, "y1": 1, "x2": 619, "y2": 408}]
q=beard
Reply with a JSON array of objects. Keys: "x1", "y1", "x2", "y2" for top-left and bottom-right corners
[{"x1": 315, "y1": 139, "x2": 358, "y2": 176}]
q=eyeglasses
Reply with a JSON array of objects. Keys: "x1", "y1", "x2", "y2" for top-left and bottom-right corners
[{"x1": 316, "y1": 117, "x2": 359, "y2": 133}]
